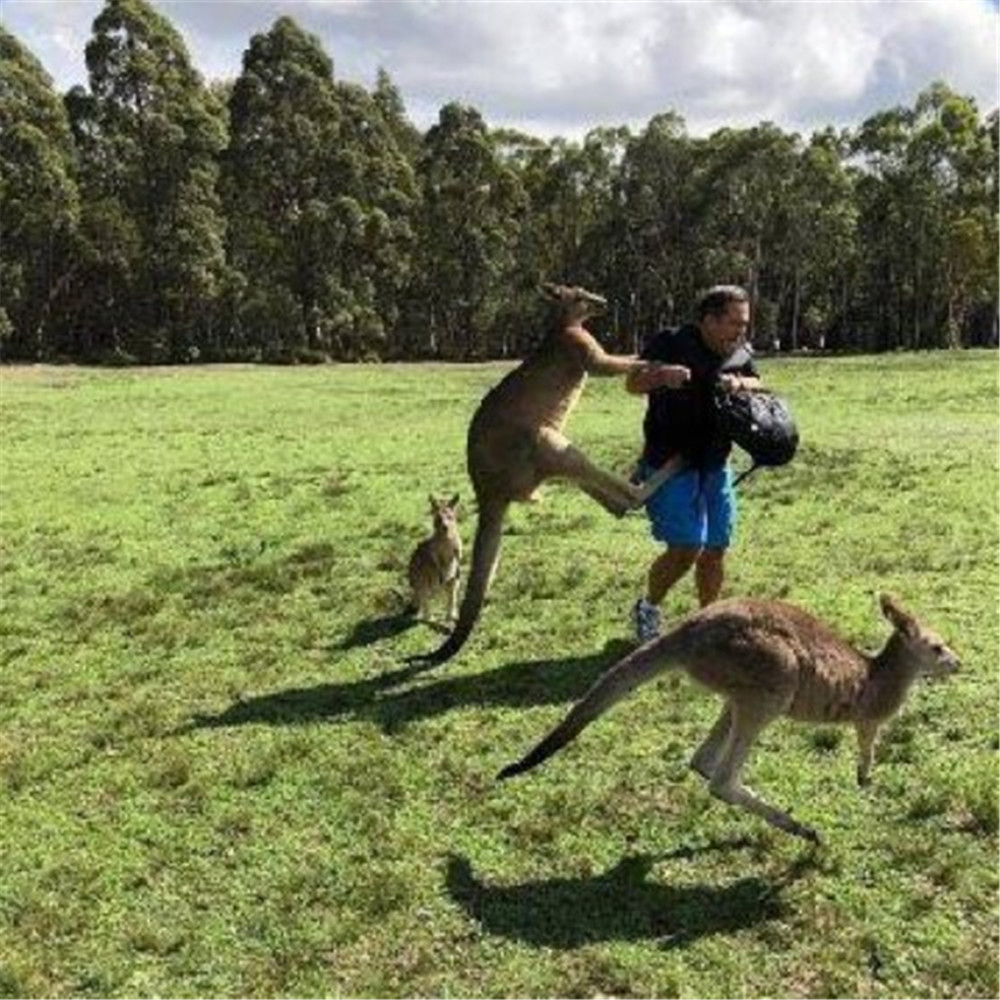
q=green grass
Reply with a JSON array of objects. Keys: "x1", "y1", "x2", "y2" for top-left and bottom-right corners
[{"x1": 1, "y1": 353, "x2": 997, "y2": 998}]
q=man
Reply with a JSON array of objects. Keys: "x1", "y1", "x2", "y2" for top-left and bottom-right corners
[{"x1": 625, "y1": 285, "x2": 761, "y2": 642}]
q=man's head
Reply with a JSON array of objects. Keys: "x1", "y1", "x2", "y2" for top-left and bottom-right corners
[{"x1": 697, "y1": 285, "x2": 750, "y2": 357}]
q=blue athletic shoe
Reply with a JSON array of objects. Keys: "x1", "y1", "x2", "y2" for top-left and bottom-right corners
[{"x1": 631, "y1": 597, "x2": 661, "y2": 643}]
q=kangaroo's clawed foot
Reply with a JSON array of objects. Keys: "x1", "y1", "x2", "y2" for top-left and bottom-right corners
[
  {"x1": 799, "y1": 825, "x2": 822, "y2": 845},
  {"x1": 586, "y1": 489, "x2": 633, "y2": 519},
  {"x1": 762, "y1": 803, "x2": 822, "y2": 843},
  {"x1": 625, "y1": 483, "x2": 648, "y2": 510},
  {"x1": 783, "y1": 815, "x2": 822, "y2": 844},
  {"x1": 614, "y1": 481, "x2": 650, "y2": 516},
  {"x1": 709, "y1": 777, "x2": 823, "y2": 843},
  {"x1": 609, "y1": 499, "x2": 632, "y2": 519}
]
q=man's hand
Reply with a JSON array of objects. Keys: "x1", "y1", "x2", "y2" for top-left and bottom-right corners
[
  {"x1": 718, "y1": 373, "x2": 760, "y2": 392},
  {"x1": 646, "y1": 363, "x2": 691, "y2": 389},
  {"x1": 626, "y1": 361, "x2": 691, "y2": 395}
]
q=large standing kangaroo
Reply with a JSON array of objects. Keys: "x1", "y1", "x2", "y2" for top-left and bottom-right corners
[{"x1": 412, "y1": 283, "x2": 683, "y2": 666}]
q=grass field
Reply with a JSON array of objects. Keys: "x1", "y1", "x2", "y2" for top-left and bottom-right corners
[{"x1": 0, "y1": 352, "x2": 997, "y2": 999}]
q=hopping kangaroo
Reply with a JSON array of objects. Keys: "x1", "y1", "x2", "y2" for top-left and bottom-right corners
[
  {"x1": 415, "y1": 283, "x2": 684, "y2": 665},
  {"x1": 407, "y1": 494, "x2": 462, "y2": 624},
  {"x1": 499, "y1": 594, "x2": 959, "y2": 843}
]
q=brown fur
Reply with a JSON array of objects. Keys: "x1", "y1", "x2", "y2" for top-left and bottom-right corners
[
  {"x1": 415, "y1": 283, "x2": 682, "y2": 665},
  {"x1": 498, "y1": 593, "x2": 959, "y2": 842},
  {"x1": 407, "y1": 494, "x2": 462, "y2": 623}
]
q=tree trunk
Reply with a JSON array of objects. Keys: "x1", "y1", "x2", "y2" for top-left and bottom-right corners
[{"x1": 790, "y1": 266, "x2": 801, "y2": 352}]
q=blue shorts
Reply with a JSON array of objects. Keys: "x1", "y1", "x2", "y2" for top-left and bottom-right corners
[{"x1": 639, "y1": 462, "x2": 736, "y2": 549}]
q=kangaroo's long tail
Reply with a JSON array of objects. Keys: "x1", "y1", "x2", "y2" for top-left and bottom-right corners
[
  {"x1": 409, "y1": 496, "x2": 508, "y2": 666},
  {"x1": 497, "y1": 633, "x2": 682, "y2": 779}
]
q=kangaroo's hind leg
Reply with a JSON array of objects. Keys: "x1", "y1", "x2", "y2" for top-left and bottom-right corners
[
  {"x1": 445, "y1": 571, "x2": 461, "y2": 624},
  {"x1": 633, "y1": 454, "x2": 685, "y2": 504},
  {"x1": 707, "y1": 698, "x2": 821, "y2": 843},
  {"x1": 535, "y1": 427, "x2": 641, "y2": 516},
  {"x1": 689, "y1": 703, "x2": 733, "y2": 780}
]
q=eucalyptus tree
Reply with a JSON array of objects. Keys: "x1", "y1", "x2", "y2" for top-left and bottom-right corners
[
  {"x1": 223, "y1": 17, "x2": 417, "y2": 360},
  {"x1": 616, "y1": 117, "x2": 857, "y2": 351},
  {"x1": 483, "y1": 127, "x2": 550, "y2": 356},
  {"x1": 965, "y1": 108, "x2": 1000, "y2": 345},
  {"x1": 770, "y1": 129, "x2": 858, "y2": 350},
  {"x1": 919, "y1": 86, "x2": 998, "y2": 347},
  {"x1": 0, "y1": 27, "x2": 80, "y2": 359},
  {"x1": 850, "y1": 106, "x2": 912, "y2": 349},
  {"x1": 546, "y1": 126, "x2": 631, "y2": 284},
  {"x1": 695, "y1": 123, "x2": 800, "y2": 347},
  {"x1": 66, "y1": 0, "x2": 228, "y2": 362},
  {"x1": 222, "y1": 16, "x2": 337, "y2": 358},
  {"x1": 372, "y1": 67, "x2": 421, "y2": 164},
  {"x1": 328, "y1": 78, "x2": 419, "y2": 357},
  {"x1": 907, "y1": 83, "x2": 997, "y2": 347},
  {"x1": 616, "y1": 112, "x2": 696, "y2": 343},
  {"x1": 492, "y1": 125, "x2": 630, "y2": 356},
  {"x1": 410, "y1": 102, "x2": 526, "y2": 358},
  {"x1": 851, "y1": 82, "x2": 997, "y2": 349},
  {"x1": 493, "y1": 128, "x2": 559, "y2": 283},
  {"x1": 567, "y1": 125, "x2": 634, "y2": 345}
]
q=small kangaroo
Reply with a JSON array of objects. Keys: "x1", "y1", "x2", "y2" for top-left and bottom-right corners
[
  {"x1": 406, "y1": 494, "x2": 463, "y2": 624},
  {"x1": 498, "y1": 593, "x2": 959, "y2": 843},
  {"x1": 414, "y1": 283, "x2": 684, "y2": 665}
]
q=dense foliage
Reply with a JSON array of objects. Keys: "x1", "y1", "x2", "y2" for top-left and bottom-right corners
[{"x1": 1, "y1": 0, "x2": 997, "y2": 363}]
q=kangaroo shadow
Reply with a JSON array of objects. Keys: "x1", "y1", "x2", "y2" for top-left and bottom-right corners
[
  {"x1": 180, "y1": 640, "x2": 633, "y2": 735},
  {"x1": 333, "y1": 610, "x2": 420, "y2": 650},
  {"x1": 445, "y1": 844, "x2": 816, "y2": 949}
]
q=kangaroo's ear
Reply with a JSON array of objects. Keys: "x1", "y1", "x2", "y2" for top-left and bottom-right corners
[
  {"x1": 449, "y1": 493, "x2": 460, "y2": 508},
  {"x1": 428, "y1": 493, "x2": 436, "y2": 508},
  {"x1": 539, "y1": 282, "x2": 559, "y2": 299},
  {"x1": 879, "y1": 592, "x2": 917, "y2": 636}
]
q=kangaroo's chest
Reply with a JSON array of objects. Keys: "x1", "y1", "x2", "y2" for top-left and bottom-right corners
[
  {"x1": 433, "y1": 535, "x2": 461, "y2": 579},
  {"x1": 787, "y1": 664, "x2": 866, "y2": 723},
  {"x1": 545, "y1": 374, "x2": 586, "y2": 429},
  {"x1": 472, "y1": 355, "x2": 586, "y2": 450}
]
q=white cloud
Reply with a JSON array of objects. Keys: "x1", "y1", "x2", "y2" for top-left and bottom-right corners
[
  {"x1": 2, "y1": 0, "x2": 100, "y2": 86},
  {"x1": 2, "y1": 0, "x2": 996, "y2": 138}
]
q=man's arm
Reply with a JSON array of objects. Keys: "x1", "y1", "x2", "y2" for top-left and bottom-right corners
[
  {"x1": 626, "y1": 363, "x2": 691, "y2": 395},
  {"x1": 718, "y1": 372, "x2": 762, "y2": 392}
]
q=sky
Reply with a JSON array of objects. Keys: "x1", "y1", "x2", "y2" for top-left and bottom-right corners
[{"x1": 3, "y1": 0, "x2": 998, "y2": 140}]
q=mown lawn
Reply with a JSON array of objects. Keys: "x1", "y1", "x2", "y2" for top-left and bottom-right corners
[{"x1": 0, "y1": 352, "x2": 997, "y2": 999}]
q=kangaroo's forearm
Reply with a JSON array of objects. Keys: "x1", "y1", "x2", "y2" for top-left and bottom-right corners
[
  {"x1": 585, "y1": 352, "x2": 643, "y2": 377},
  {"x1": 625, "y1": 365, "x2": 658, "y2": 394}
]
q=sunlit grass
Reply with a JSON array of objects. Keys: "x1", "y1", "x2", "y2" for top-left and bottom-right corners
[{"x1": 0, "y1": 352, "x2": 997, "y2": 998}]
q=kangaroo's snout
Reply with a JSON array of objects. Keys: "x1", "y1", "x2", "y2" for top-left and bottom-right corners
[
  {"x1": 933, "y1": 650, "x2": 960, "y2": 679},
  {"x1": 581, "y1": 291, "x2": 608, "y2": 315}
]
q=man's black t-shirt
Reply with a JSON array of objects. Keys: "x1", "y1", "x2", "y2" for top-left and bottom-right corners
[{"x1": 639, "y1": 324, "x2": 758, "y2": 468}]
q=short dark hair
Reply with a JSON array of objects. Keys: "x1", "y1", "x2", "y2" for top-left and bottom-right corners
[{"x1": 697, "y1": 285, "x2": 749, "y2": 320}]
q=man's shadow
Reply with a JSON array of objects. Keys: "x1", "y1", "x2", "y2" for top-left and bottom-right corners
[
  {"x1": 445, "y1": 843, "x2": 817, "y2": 949},
  {"x1": 178, "y1": 639, "x2": 632, "y2": 735}
]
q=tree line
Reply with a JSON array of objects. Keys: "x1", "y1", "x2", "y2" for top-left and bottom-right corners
[{"x1": 2, "y1": 0, "x2": 997, "y2": 365}]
